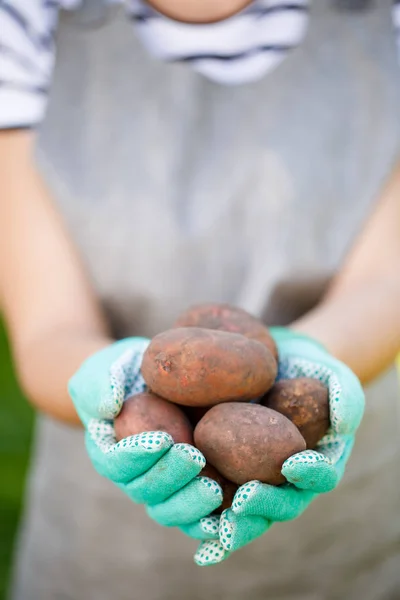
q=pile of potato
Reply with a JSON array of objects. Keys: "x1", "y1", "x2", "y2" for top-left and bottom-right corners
[{"x1": 114, "y1": 304, "x2": 330, "y2": 512}]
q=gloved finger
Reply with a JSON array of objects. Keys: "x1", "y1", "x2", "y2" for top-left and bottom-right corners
[
  {"x1": 86, "y1": 426, "x2": 173, "y2": 483},
  {"x1": 181, "y1": 515, "x2": 220, "y2": 540},
  {"x1": 122, "y1": 444, "x2": 205, "y2": 504},
  {"x1": 324, "y1": 356, "x2": 365, "y2": 436},
  {"x1": 147, "y1": 476, "x2": 223, "y2": 527},
  {"x1": 282, "y1": 435, "x2": 354, "y2": 493},
  {"x1": 231, "y1": 480, "x2": 316, "y2": 521},
  {"x1": 219, "y1": 509, "x2": 271, "y2": 552},
  {"x1": 194, "y1": 540, "x2": 228, "y2": 566},
  {"x1": 69, "y1": 338, "x2": 149, "y2": 424}
]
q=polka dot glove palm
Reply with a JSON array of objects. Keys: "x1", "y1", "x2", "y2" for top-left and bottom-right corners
[
  {"x1": 68, "y1": 338, "x2": 223, "y2": 530},
  {"x1": 193, "y1": 328, "x2": 365, "y2": 566}
]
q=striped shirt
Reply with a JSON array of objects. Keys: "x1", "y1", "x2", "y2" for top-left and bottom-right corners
[{"x1": 0, "y1": 0, "x2": 399, "y2": 129}]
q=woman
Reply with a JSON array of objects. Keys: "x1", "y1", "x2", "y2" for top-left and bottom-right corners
[{"x1": 1, "y1": 1, "x2": 399, "y2": 598}]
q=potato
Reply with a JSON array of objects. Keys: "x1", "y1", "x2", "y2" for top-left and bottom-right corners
[
  {"x1": 262, "y1": 378, "x2": 330, "y2": 448},
  {"x1": 175, "y1": 303, "x2": 278, "y2": 361},
  {"x1": 200, "y1": 464, "x2": 238, "y2": 513},
  {"x1": 114, "y1": 391, "x2": 194, "y2": 444},
  {"x1": 194, "y1": 403, "x2": 306, "y2": 485},
  {"x1": 141, "y1": 327, "x2": 277, "y2": 407}
]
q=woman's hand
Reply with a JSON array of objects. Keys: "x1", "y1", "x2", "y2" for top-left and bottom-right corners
[
  {"x1": 69, "y1": 337, "x2": 224, "y2": 529},
  {"x1": 194, "y1": 328, "x2": 365, "y2": 566}
]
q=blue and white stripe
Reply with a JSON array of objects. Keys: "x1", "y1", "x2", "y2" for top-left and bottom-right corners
[
  {"x1": 393, "y1": 0, "x2": 400, "y2": 58},
  {"x1": 128, "y1": 0, "x2": 309, "y2": 84},
  {"x1": 0, "y1": 0, "x2": 399, "y2": 129}
]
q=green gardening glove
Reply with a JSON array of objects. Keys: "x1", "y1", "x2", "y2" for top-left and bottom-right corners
[
  {"x1": 68, "y1": 338, "x2": 223, "y2": 531},
  {"x1": 194, "y1": 327, "x2": 365, "y2": 566}
]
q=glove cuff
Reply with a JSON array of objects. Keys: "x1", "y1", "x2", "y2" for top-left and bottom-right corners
[
  {"x1": 269, "y1": 327, "x2": 327, "y2": 353},
  {"x1": 69, "y1": 336, "x2": 150, "y2": 426}
]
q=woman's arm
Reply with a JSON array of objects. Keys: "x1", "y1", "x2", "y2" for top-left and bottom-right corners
[
  {"x1": 293, "y1": 161, "x2": 400, "y2": 385},
  {"x1": 0, "y1": 130, "x2": 113, "y2": 424}
]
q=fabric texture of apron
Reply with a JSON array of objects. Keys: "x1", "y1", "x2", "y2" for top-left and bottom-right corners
[{"x1": 9, "y1": 1, "x2": 400, "y2": 598}]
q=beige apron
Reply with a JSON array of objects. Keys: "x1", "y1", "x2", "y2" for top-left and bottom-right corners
[{"x1": 9, "y1": 2, "x2": 400, "y2": 599}]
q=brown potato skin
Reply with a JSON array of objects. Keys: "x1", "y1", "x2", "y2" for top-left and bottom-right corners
[
  {"x1": 174, "y1": 303, "x2": 278, "y2": 362},
  {"x1": 262, "y1": 378, "x2": 330, "y2": 449},
  {"x1": 141, "y1": 327, "x2": 277, "y2": 407},
  {"x1": 114, "y1": 391, "x2": 194, "y2": 444},
  {"x1": 200, "y1": 464, "x2": 238, "y2": 513},
  {"x1": 194, "y1": 403, "x2": 306, "y2": 485}
]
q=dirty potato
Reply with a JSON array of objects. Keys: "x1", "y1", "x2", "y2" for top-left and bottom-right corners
[
  {"x1": 114, "y1": 391, "x2": 194, "y2": 444},
  {"x1": 141, "y1": 327, "x2": 277, "y2": 407},
  {"x1": 194, "y1": 403, "x2": 306, "y2": 485},
  {"x1": 262, "y1": 377, "x2": 330, "y2": 448},
  {"x1": 174, "y1": 303, "x2": 278, "y2": 361}
]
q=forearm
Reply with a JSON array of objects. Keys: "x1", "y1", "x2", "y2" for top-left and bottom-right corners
[
  {"x1": 16, "y1": 330, "x2": 113, "y2": 424},
  {"x1": 292, "y1": 278, "x2": 400, "y2": 384},
  {"x1": 293, "y1": 162, "x2": 400, "y2": 385},
  {"x1": 0, "y1": 130, "x2": 111, "y2": 424}
]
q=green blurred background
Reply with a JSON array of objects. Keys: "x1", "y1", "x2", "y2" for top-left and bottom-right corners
[{"x1": 0, "y1": 322, "x2": 34, "y2": 600}]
